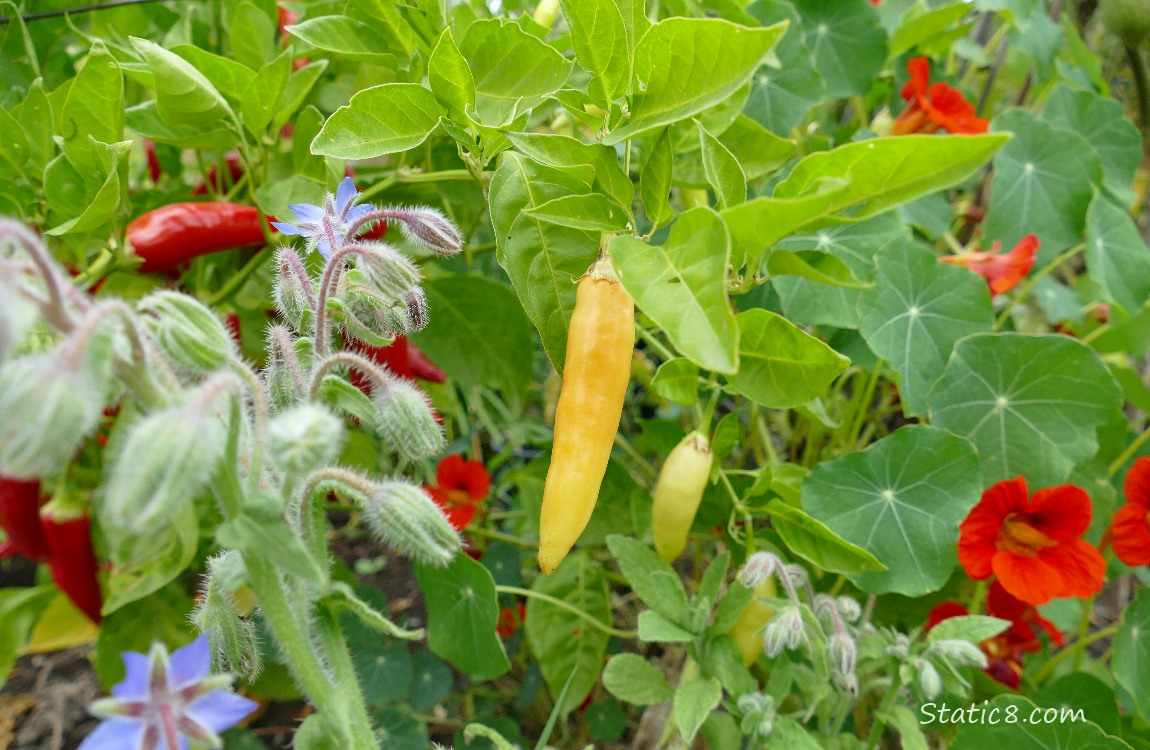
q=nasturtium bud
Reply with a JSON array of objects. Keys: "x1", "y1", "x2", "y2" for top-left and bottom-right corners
[
  {"x1": 268, "y1": 404, "x2": 344, "y2": 475},
  {"x1": 101, "y1": 385, "x2": 228, "y2": 534},
  {"x1": 139, "y1": 291, "x2": 234, "y2": 373},
  {"x1": 373, "y1": 378, "x2": 445, "y2": 462},
  {"x1": 272, "y1": 247, "x2": 315, "y2": 333},
  {"x1": 0, "y1": 353, "x2": 104, "y2": 478},
  {"x1": 361, "y1": 479, "x2": 461, "y2": 566}
]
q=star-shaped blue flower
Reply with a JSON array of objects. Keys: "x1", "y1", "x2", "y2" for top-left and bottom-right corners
[
  {"x1": 80, "y1": 632, "x2": 258, "y2": 750},
  {"x1": 271, "y1": 176, "x2": 376, "y2": 258}
]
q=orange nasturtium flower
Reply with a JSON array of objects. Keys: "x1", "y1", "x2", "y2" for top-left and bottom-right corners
[
  {"x1": 926, "y1": 581, "x2": 1063, "y2": 689},
  {"x1": 939, "y1": 234, "x2": 1040, "y2": 295},
  {"x1": 892, "y1": 56, "x2": 989, "y2": 135},
  {"x1": 424, "y1": 454, "x2": 490, "y2": 532},
  {"x1": 958, "y1": 476, "x2": 1105, "y2": 606},
  {"x1": 1111, "y1": 456, "x2": 1150, "y2": 566}
]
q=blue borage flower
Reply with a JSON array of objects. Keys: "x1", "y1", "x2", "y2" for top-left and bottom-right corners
[
  {"x1": 80, "y1": 632, "x2": 258, "y2": 750},
  {"x1": 271, "y1": 176, "x2": 375, "y2": 259}
]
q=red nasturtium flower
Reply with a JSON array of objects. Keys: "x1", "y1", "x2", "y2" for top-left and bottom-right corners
[
  {"x1": 496, "y1": 603, "x2": 526, "y2": 639},
  {"x1": 1111, "y1": 457, "x2": 1150, "y2": 566},
  {"x1": 892, "y1": 56, "x2": 989, "y2": 135},
  {"x1": 939, "y1": 234, "x2": 1040, "y2": 295},
  {"x1": 926, "y1": 581, "x2": 1063, "y2": 689},
  {"x1": 958, "y1": 476, "x2": 1105, "y2": 605},
  {"x1": 424, "y1": 454, "x2": 490, "y2": 531}
]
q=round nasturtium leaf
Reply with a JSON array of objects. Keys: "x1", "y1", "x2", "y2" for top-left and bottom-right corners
[
  {"x1": 927, "y1": 333, "x2": 1122, "y2": 488},
  {"x1": 802, "y1": 424, "x2": 982, "y2": 597}
]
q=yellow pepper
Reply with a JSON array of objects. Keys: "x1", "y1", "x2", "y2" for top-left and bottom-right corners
[
  {"x1": 651, "y1": 431, "x2": 712, "y2": 563},
  {"x1": 729, "y1": 579, "x2": 776, "y2": 667},
  {"x1": 538, "y1": 259, "x2": 634, "y2": 575}
]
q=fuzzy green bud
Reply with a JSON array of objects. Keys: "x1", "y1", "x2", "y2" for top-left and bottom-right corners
[
  {"x1": 0, "y1": 271, "x2": 35, "y2": 365},
  {"x1": 101, "y1": 380, "x2": 229, "y2": 534},
  {"x1": 373, "y1": 378, "x2": 445, "y2": 462},
  {"x1": 917, "y1": 658, "x2": 942, "y2": 700},
  {"x1": 268, "y1": 404, "x2": 344, "y2": 475},
  {"x1": 736, "y1": 693, "x2": 775, "y2": 738},
  {"x1": 931, "y1": 639, "x2": 988, "y2": 669},
  {"x1": 0, "y1": 353, "x2": 104, "y2": 478},
  {"x1": 355, "y1": 242, "x2": 422, "y2": 300},
  {"x1": 362, "y1": 479, "x2": 461, "y2": 566},
  {"x1": 828, "y1": 632, "x2": 857, "y2": 678},
  {"x1": 192, "y1": 564, "x2": 262, "y2": 681},
  {"x1": 273, "y1": 247, "x2": 315, "y2": 333},
  {"x1": 139, "y1": 291, "x2": 234, "y2": 373},
  {"x1": 338, "y1": 277, "x2": 410, "y2": 345},
  {"x1": 264, "y1": 326, "x2": 311, "y2": 410},
  {"x1": 403, "y1": 287, "x2": 429, "y2": 331},
  {"x1": 394, "y1": 207, "x2": 463, "y2": 257}
]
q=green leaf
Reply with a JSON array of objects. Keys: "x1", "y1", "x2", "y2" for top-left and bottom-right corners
[
  {"x1": 606, "y1": 535, "x2": 690, "y2": 626},
  {"x1": 459, "y1": 19, "x2": 573, "y2": 124},
  {"x1": 414, "y1": 275, "x2": 535, "y2": 401},
  {"x1": 637, "y1": 609, "x2": 697, "y2": 642},
  {"x1": 928, "y1": 333, "x2": 1122, "y2": 486},
  {"x1": 641, "y1": 128, "x2": 675, "y2": 229},
  {"x1": 724, "y1": 134, "x2": 1008, "y2": 271},
  {"x1": 790, "y1": 0, "x2": 887, "y2": 98},
  {"x1": 524, "y1": 551, "x2": 610, "y2": 713},
  {"x1": 130, "y1": 37, "x2": 233, "y2": 126},
  {"x1": 652, "y1": 358, "x2": 700, "y2": 405},
  {"x1": 169, "y1": 45, "x2": 255, "y2": 104},
  {"x1": 609, "y1": 207, "x2": 739, "y2": 374},
  {"x1": 274, "y1": 60, "x2": 329, "y2": 130},
  {"x1": 984, "y1": 109, "x2": 1102, "y2": 262},
  {"x1": 602, "y1": 653, "x2": 674, "y2": 705},
  {"x1": 673, "y1": 676, "x2": 722, "y2": 743},
  {"x1": 1033, "y1": 674, "x2": 1121, "y2": 736},
  {"x1": 524, "y1": 193, "x2": 630, "y2": 232},
  {"x1": 216, "y1": 509, "x2": 327, "y2": 587},
  {"x1": 951, "y1": 695, "x2": 1133, "y2": 750},
  {"x1": 744, "y1": 1, "x2": 825, "y2": 136},
  {"x1": 889, "y1": 2, "x2": 974, "y2": 57},
  {"x1": 125, "y1": 100, "x2": 235, "y2": 150},
  {"x1": 13, "y1": 80, "x2": 53, "y2": 174},
  {"x1": 0, "y1": 106, "x2": 28, "y2": 180},
  {"x1": 603, "y1": 17, "x2": 788, "y2": 144},
  {"x1": 1086, "y1": 193, "x2": 1150, "y2": 314},
  {"x1": 858, "y1": 242, "x2": 995, "y2": 416},
  {"x1": 1114, "y1": 587, "x2": 1150, "y2": 723},
  {"x1": 773, "y1": 213, "x2": 911, "y2": 328},
  {"x1": 766, "y1": 716, "x2": 825, "y2": 750},
  {"x1": 103, "y1": 500, "x2": 199, "y2": 614},
  {"x1": 287, "y1": 15, "x2": 398, "y2": 63},
  {"x1": 877, "y1": 706, "x2": 931, "y2": 750},
  {"x1": 312, "y1": 83, "x2": 443, "y2": 160},
  {"x1": 728, "y1": 308, "x2": 848, "y2": 409},
  {"x1": 926, "y1": 615, "x2": 1011, "y2": 645},
  {"x1": 505, "y1": 131, "x2": 632, "y2": 212},
  {"x1": 354, "y1": 643, "x2": 412, "y2": 705},
  {"x1": 698, "y1": 120, "x2": 746, "y2": 209},
  {"x1": 428, "y1": 28, "x2": 474, "y2": 117},
  {"x1": 254, "y1": 175, "x2": 328, "y2": 220},
  {"x1": 1043, "y1": 84, "x2": 1143, "y2": 207},
  {"x1": 560, "y1": 0, "x2": 630, "y2": 104},
  {"x1": 0, "y1": 586, "x2": 55, "y2": 688},
  {"x1": 61, "y1": 42, "x2": 124, "y2": 175},
  {"x1": 229, "y1": 2, "x2": 278, "y2": 71},
  {"x1": 713, "y1": 114, "x2": 795, "y2": 180},
  {"x1": 767, "y1": 249, "x2": 872, "y2": 288},
  {"x1": 489, "y1": 152, "x2": 600, "y2": 372},
  {"x1": 44, "y1": 139, "x2": 130, "y2": 236},
  {"x1": 414, "y1": 554, "x2": 510, "y2": 680},
  {"x1": 95, "y1": 584, "x2": 196, "y2": 687},
  {"x1": 766, "y1": 499, "x2": 886, "y2": 576},
  {"x1": 241, "y1": 50, "x2": 291, "y2": 136},
  {"x1": 802, "y1": 425, "x2": 983, "y2": 596}
]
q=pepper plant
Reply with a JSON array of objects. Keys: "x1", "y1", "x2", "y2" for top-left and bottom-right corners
[{"x1": 2, "y1": 0, "x2": 1150, "y2": 749}]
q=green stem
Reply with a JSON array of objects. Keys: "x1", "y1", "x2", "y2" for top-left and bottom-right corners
[
  {"x1": 1109, "y1": 428, "x2": 1150, "y2": 477},
  {"x1": 614, "y1": 432, "x2": 657, "y2": 481},
  {"x1": 865, "y1": 673, "x2": 902, "y2": 750},
  {"x1": 466, "y1": 525, "x2": 536, "y2": 548},
  {"x1": 995, "y1": 243, "x2": 1085, "y2": 330},
  {"x1": 1124, "y1": 43, "x2": 1150, "y2": 142},
  {"x1": 495, "y1": 585, "x2": 637, "y2": 639},
  {"x1": 203, "y1": 247, "x2": 270, "y2": 306},
  {"x1": 1031, "y1": 622, "x2": 1121, "y2": 686},
  {"x1": 635, "y1": 323, "x2": 676, "y2": 361},
  {"x1": 1071, "y1": 594, "x2": 1096, "y2": 672},
  {"x1": 313, "y1": 604, "x2": 379, "y2": 749},
  {"x1": 842, "y1": 361, "x2": 884, "y2": 453}
]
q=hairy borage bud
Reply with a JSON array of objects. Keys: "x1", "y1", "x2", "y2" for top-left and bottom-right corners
[
  {"x1": 403, "y1": 287, "x2": 429, "y2": 331},
  {"x1": 918, "y1": 658, "x2": 943, "y2": 699},
  {"x1": 393, "y1": 206, "x2": 463, "y2": 257},
  {"x1": 268, "y1": 404, "x2": 344, "y2": 475},
  {"x1": 265, "y1": 327, "x2": 310, "y2": 410},
  {"x1": 0, "y1": 352, "x2": 104, "y2": 478},
  {"x1": 139, "y1": 291, "x2": 234, "y2": 373},
  {"x1": 361, "y1": 479, "x2": 461, "y2": 566},
  {"x1": 0, "y1": 270, "x2": 35, "y2": 366},
  {"x1": 373, "y1": 377, "x2": 445, "y2": 462},
  {"x1": 272, "y1": 247, "x2": 315, "y2": 332},
  {"x1": 192, "y1": 572, "x2": 262, "y2": 681},
  {"x1": 739, "y1": 552, "x2": 777, "y2": 588},
  {"x1": 931, "y1": 639, "x2": 988, "y2": 669},
  {"x1": 828, "y1": 632, "x2": 857, "y2": 677},
  {"x1": 355, "y1": 242, "x2": 422, "y2": 300}
]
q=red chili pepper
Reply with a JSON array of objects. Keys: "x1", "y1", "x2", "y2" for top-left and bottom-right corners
[
  {"x1": 39, "y1": 507, "x2": 103, "y2": 623},
  {"x1": 127, "y1": 202, "x2": 269, "y2": 273},
  {"x1": 144, "y1": 140, "x2": 162, "y2": 183},
  {"x1": 406, "y1": 339, "x2": 446, "y2": 382},
  {"x1": 0, "y1": 478, "x2": 50, "y2": 562},
  {"x1": 192, "y1": 153, "x2": 245, "y2": 196}
]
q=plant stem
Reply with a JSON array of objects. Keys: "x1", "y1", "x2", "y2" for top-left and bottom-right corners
[
  {"x1": 1125, "y1": 43, "x2": 1150, "y2": 142},
  {"x1": 1108, "y1": 428, "x2": 1150, "y2": 477},
  {"x1": 995, "y1": 243, "x2": 1085, "y2": 329},
  {"x1": 1031, "y1": 622, "x2": 1121, "y2": 685},
  {"x1": 495, "y1": 585, "x2": 638, "y2": 639},
  {"x1": 204, "y1": 247, "x2": 270, "y2": 306},
  {"x1": 865, "y1": 673, "x2": 902, "y2": 750}
]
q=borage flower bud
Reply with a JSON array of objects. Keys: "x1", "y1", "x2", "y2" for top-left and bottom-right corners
[
  {"x1": 828, "y1": 632, "x2": 857, "y2": 677},
  {"x1": 373, "y1": 377, "x2": 445, "y2": 462},
  {"x1": 361, "y1": 478, "x2": 461, "y2": 566},
  {"x1": 269, "y1": 403, "x2": 344, "y2": 475},
  {"x1": 782, "y1": 606, "x2": 805, "y2": 650},
  {"x1": 931, "y1": 638, "x2": 988, "y2": 669},
  {"x1": 354, "y1": 242, "x2": 422, "y2": 300},
  {"x1": 139, "y1": 290, "x2": 234, "y2": 373},
  {"x1": 192, "y1": 557, "x2": 261, "y2": 681},
  {"x1": 736, "y1": 692, "x2": 775, "y2": 738},
  {"x1": 392, "y1": 206, "x2": 463, "y2": 257},
  {"x1": 404, "y1": 287, "x2": 429, "y2": 331},
  {"x1": 0, "y1": 270, "x2": 35, "y2": 365},
  {"x1": 0, "y1": 353, "x2": 104, "y2": 478},
  {"x1": 836, "y1": 596, "x2": 862, "y2": 623},
  {"x1": 264, "y1": 327, "x2": 310, "y2": 410},
  {"x1": 272, "y1": 247, "x2": 315, "y2": 332},
  {"x1": 739, "y1": 552, "x2": 777, "y2": 588},
  {"x1": 101, "y1": 378, "x2": 230, "y2": 535},
  {"x1": 917, "y1": 658, "x2": 942, "y2": 699}
]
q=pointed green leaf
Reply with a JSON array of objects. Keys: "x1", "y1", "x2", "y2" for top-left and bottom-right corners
[
  {"x1": 428, "y1": 28, "x2": 474, "y2": 117},
  {"x1": 524, "y1": 193, "x2": 630, "y2": 232},
  {"x1": 640, "y1": 128, "x2": 674, "y2": 229},
  {"x1": 459, "y1": 19, "x2": 573, "y2": 124},
  {"x1": 928, "y1": 333, "x2": 1122, "y2": 486},
  {"x1": 767, "y1": 249, "x2": 872, "y2": 289},
  {"x1": 169, "y1": 45, "x2": 255, "y2": 104},
  {"x1": 606, "y1": 535, "x2": 690, "y2": 626},
  {"x1": 926, "y1": 615, "x2": 1010, "y2": 646},
  {"x1": 609, "y1": 207, "x2": 739, "y2": 374},
  {"x1": 728, "y1": 309, "x2": 849, "y2": 409},
  {"x1": 651, "y1": 358, "x2": 700, "y2": 405},
  {"x1": 802, "y1": 425, "x2": 982, "y2": 596},
  {"x1": 505, "y1": 131, "x2": 632, "y2": 211},
  {"x1": 241, "y1": 50, "x2": 291, "y2": 135},
  {"x1": 286, "y1": 15, "x2": 398, "y2": 63},
  {"x1": 603, "y1": 653, "x2": 674, "y2": 706},
  {"x1": 603, "y1": 17, "x2": 788, "y2": 144},
  {"x1": 311, "y1": 83, "x2": 443, "y2": 159},
  {"x1": 560, "y1": 0, "x2": 630, "y2": 104},
  {"x1": 858, "y1": 242, "x2": 995, "y2": 416},
  {"x1": 61, "y1": 42, "x2": 124, "y2": 174},
  {"x1": 130, "y1": 37, "x2": 232, "y2": 126},
  {"x1": 766, "y1": 499, "x2": 886, "y2": 576},
  {"x1": 698, "y1": 120, "x2": 745, "y2": 209},
  {"x1": 1113, "y1": 587, "x2": 1150, "y2": 723},
  {"x1": 1085, "y1": 193, "x2": 1150, "y2": 314},
  {"x1": 673, "y1": 677, "x2": 722, "y2": 743}
]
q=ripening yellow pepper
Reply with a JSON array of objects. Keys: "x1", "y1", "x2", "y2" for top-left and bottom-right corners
[
  {"x1": 651, "y1": 431, "x2": 712, "y2": 563},
  {"x1": 538, "y1": 259, "x2": 634, "y2": 575},
  {"x1": 729, "y1": 579, "x2": 776, "y2": 667}
]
